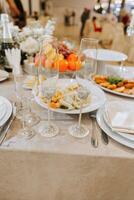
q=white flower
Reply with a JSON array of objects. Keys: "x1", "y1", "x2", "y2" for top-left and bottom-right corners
[{"x1": 20, "y1": 37, "x2": 39, "y2": 54}]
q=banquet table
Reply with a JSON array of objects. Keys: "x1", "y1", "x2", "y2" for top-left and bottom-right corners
[{"x1": 0, "y1": 74, "x2": 134, "y2": 200}]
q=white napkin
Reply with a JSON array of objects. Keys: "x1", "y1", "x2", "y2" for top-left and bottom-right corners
[
  {"x1": 104, "y1": 101, "x2": 134, "y2": 134},
  {"x1": 5, "y1": 48, "x2": 22, "y2": 75}
]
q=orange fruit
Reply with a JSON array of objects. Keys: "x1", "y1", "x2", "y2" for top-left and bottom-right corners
[
  {"x1": 53, "y1": 59, "x2": 60, "y2": 69},
  {"x1": 59, "y1": 59, "x2": 68, "y2": 72},
  {"x1": 67, "y1": 53, "x2": 78, "y2": 62},
  {"x1": 75, "y1": 60, "x2": 82, "y2": 70},
  {"x1": 68, "y1": 61, "x2": 76, "y2": 71}
]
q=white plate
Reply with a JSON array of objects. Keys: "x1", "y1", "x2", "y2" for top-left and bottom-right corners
[
  {"x1": 83, "y1": 49, "x2": 127, "y2": 62},
  {"x1": 0, "y1": 96, "x2": 12, "y2": 127},
  {"x1": 0, "y1": 103, "x2": 7, "y2": 121},
  {"x1": 34, "y1": 79, "x2": 106, "y2": 114},
  {"x1": 0, "y1": 70, "x2": 9, "y2": 82},
  {"x1": 97, "y1": 85, "x2": 134, "y2": 98},
  {"x1": 96, "y1": 107, "x2": 134, "y2": 149}
]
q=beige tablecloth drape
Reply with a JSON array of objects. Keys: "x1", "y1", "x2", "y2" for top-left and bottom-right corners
[{"x1": 0, "y1": 75, "x2": 134, "y2": 200}]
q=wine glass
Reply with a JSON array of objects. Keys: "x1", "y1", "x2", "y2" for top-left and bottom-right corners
[
  {"x1": 15, "y1": 73, "x2": 37, "y2": 139},
  {"x1": 78, "y1": 38, "x2": 98, "y2": 80},
  {"x1": 69, "y1": 38, "x2": 98, "y2": 138},
  {"x1": 23, "y1": 64, "x2": 40, "y2": 127},
  {"x1": 38, "y1": 36, "x2": 59, "y2": 137}
]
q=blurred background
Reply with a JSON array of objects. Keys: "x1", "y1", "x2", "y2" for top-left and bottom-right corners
[{"x1": 1, "y1": 0, "x2": 134, "y2": 64}]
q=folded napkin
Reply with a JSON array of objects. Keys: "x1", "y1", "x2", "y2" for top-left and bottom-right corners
[
  {"x1": 104, "y1": 101, "x2": 134, "y2": 134},
  {"x1": 5, "y1": 48, "x2": 22, "y2": 75}
]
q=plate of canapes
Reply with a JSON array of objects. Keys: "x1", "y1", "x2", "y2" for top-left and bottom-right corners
[
  {"x1": 34, "y1": 79, "x2": 106, "y2": 114},
  {"x1": 93, "y1": 75, "x2": 134, "y2": 98}
]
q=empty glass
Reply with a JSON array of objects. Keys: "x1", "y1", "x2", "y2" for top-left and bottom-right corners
[
  {"x1": 15, "y1": 74, "x2": 37, "y2": 139},
  {"x1": 38, "y1": 36, "x2": 59, "y2": 137},
  {"x1": 69, "y1": 38, "x2": 98, "y2": 138},
  {"x1": 78, "y1": 38, "x2": 98, "y2": 80}
]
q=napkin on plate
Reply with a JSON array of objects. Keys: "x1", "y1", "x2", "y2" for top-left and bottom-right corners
[{"x1": 104, "y1": 101, "x2": 134, "y2": 134}]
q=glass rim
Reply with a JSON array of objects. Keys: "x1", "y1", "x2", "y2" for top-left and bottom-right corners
[{"x1": 81, "y1": 37, "x2": 99, "y2": 44}]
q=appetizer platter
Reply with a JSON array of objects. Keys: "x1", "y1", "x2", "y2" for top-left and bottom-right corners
[
  {"x1": 34, "y1": 79, "x2": 106, "y2": 114},
  {"x1": 93, "y1": 75, "x2": 134, "y2": 98}
]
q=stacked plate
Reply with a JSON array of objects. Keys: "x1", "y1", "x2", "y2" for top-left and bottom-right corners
[
  {"x1": 0, "y1": 96, "x2": 12, "y2": 130},
  {"x1": 97, "y1": 101, "x2": 134, "y2": 149},
  {"x1": 0, "y1": 70, "x2": 9, "y2": 82}
]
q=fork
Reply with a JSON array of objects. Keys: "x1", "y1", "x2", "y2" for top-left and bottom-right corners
[
  {"x1": 90, "y1": 114, "x2": 99, "y2": 148},
  {"x1": 90, "y1": 114, "x2": 109, "y2": 145}
]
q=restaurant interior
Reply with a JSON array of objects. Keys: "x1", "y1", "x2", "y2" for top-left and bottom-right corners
[{"x1": 0, "y1": 0, "x2": 134, "y2": 200}]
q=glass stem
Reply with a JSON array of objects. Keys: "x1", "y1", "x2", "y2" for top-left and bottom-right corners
[
  {"x1": 78, "y1": 102, "x2": 83, "y2": 128},
  {"x1": 22, "y1": 104, "x2": 26, "y2": 131},
  {"x1": 48, "y1": 101, "x2": 51, "y2": 127},
  {"x1": 27, "y1": 98, "x2": 31, "y2": 113},
  {"x1": 22, "y1": 117, "x2": 26, "y2": 130}
]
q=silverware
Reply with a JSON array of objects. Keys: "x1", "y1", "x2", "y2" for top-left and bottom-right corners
[
  {"x1": 0, "y1": 103, "x2": 16, "y2": 146},
  {"x1": 90, "y1": 114, "x2": 109, "y2": 145},
  {"x1": 101, "y1": 129, "x2": 109, "y2": 145},
  {"x1": 90, "y1": 115, "x2": 99, "y2": 148}
]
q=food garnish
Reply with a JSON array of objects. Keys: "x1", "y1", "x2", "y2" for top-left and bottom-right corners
[{"x1": 93, "y1": 75, "x2": 134, "y2": 96}]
